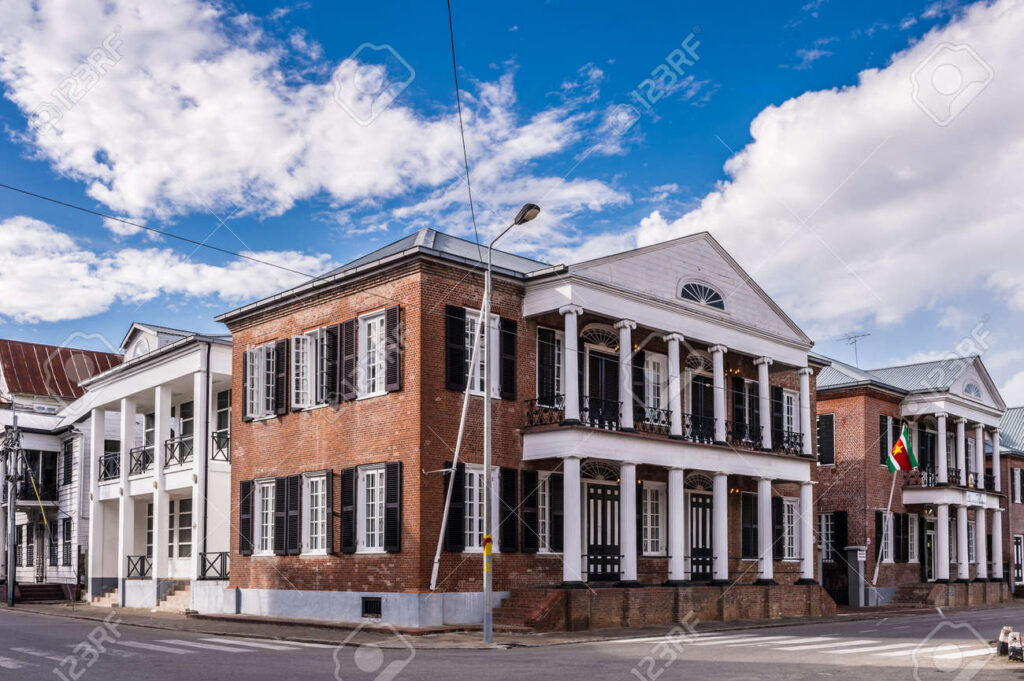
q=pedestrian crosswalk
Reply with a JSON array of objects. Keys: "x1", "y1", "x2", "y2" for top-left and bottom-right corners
[{"x1": 676, "y1": 631, "x2": 997, "y2": 661}]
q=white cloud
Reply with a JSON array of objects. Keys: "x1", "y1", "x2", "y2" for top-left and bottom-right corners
[
  {"x1": 0, "y1": 216, "x2": 332, "y2": 323},
  {"x1": 1001, "y1": 369, "x2": 1024, "y2": 406}
]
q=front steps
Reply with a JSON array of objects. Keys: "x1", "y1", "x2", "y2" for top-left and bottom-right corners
[
  {"x1": 493, "y1": 589, "x2": 565, "y2": 631},
  {"x1": 154, "y1": 580, "x2": 191, "y2": 613},
  {"x1": 91, "y1": 587, "x2": 119, "y2": 608},
  {"x1": 17, "y1": 583, "x2": 69, "y2": 603},
  {"x1": 889, "y1": 584, "x2": 933, "y2": 607}
]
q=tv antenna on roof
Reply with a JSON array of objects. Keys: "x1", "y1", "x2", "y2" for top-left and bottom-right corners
[{"x1": 836, "y1": 332, "x2": 871, "y2": 367}]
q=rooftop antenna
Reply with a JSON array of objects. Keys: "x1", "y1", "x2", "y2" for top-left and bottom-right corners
[{"x1": 836, "y1": 332, "x2": 871, "y2": 367}]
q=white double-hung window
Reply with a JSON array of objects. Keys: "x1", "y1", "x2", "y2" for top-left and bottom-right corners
[
  {"x1": 818, "y1": 512, "x2": 835, "y2": 562},
  {"x1": 359, "y1": 312, "x2": 387, "y2": 398},
  {"x1": 292, "y1": 329, "x2": 330, "y2": 409},
  {"x1": 464, "y1": 308, "x2": 500, "y2": 397},
  {"x1": 245, "y1": 344, "x2": 277, "y2": 418},
  {"x1": 907, "y1": 514, "x2": 919, "y2": 562},
  {"x1": 358, "y1": 465, "x2": 385, "y2": 552},
  {"x1": 642, "y1": 483, "x2": 666, "y2": 555},
  {"x1": 255, "y1": 480, "x2": 275, "y2": 555},
  {"x1": 303, "y1": 473, "x2": 327, "y2": 554},
  {"x1": 537, "y1": 473, "x2": 554, "y2": 552},
  {"x1": 783, "y1": 389, "x2": 798, "y2": 434},
  {"x1": 782, "y1": 498, "x2": 799, "y2": 559},
  {"x1": 644, "y1": 354, "x2": 668, "y2": 412}
]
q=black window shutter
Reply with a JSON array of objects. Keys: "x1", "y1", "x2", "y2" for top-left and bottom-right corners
[
  {"x1": 445, "y1": 305, "x2": 467, "y2": 391},
  {"x1": 772, "y1": 496, "x2": 785, "y2": 560},
  {"x1": 340, "y1": 467, "x2": 356, "y2": 554},
  {"x1": 499, "y1": 317, "x2": 518, "y2": 401},
  {"x1": 892, "y1": 418, "x2": 902, "y2": 460},
  {"x1": 893, "y1": 513, "x2": 902, "y2": 563},
  {"x1": 741, "y1": 493, "x2": 757, "y2": 559},
  {"x1": 919, "y1": 514, "x2": 928, "y2": 581},
  {"x1": 902, "y1": 513, "x2": 911, "y2": 564},
  {"x1": 880, "y1": 416, "x2": 889, "y2": 464},
  {"x1": 833, "y1": 510, "x2": 848, "y2": 563},
  {"x1": 537, "y1": 329, "x2": 556, "y2": 402},
  {"x1": 443, "y1": 462, "x2": 466, "y2": 551},
  {"x1": 274, "y1": 339, "x2": 289, "y2": 415},
  {"x1": 631, "y1": 351, "x2": 645, "y2": 425},
  {"x1": 384, "y1": 461, "x2": 402, "y2": 553},
  {"x1": 325, "y1": 325, "x2": 340, "y2": 404},
  {"x1": 325, "y1": 470, "x2": 335, "y2": 554},
  {"x1": 875, "y1": 510, "x2": 884, "y2": 563},
  {"x1": 770, "y1": 385, "x2": 784, "y2": 444},
  {"x1": 385, "y1": 306, "x2": 402, "y2": 392},
  {"x1": 286, "y1": 474, "x2": 301, "y2": 555},
  {"x1": 731, "y1": 377, "x2": 746, "y2": 431},
  {"x1": 241, "y1": 351, "x2": 252, "y2": 422},
  {"x1": 817, "y1": 414, "x2": 835, "y2": 465},
  {"x1": 520, "y1": 470, "x2": 539, "y2": 553},
  {"x1": 273, "y1": 477, "x2": 287, "y2": 555},
  {"x1": 341, "y1": 318, "x2": 358, "y2": 401},
  {"x1": 748, "y1": 381, "x2": 760, "y2": 429},
  {"x1": 550, "y1": 472, "x2": 564, "y2": 553},
  {"x1": 499, "y1": 467, "x2": 518, "y2": 552},
  {"x1": 239, "y1": 480, "x2": 253, "y2": 556},
  {"x1": 62, "y1": 441, "x2": 73, "y2": 486}
]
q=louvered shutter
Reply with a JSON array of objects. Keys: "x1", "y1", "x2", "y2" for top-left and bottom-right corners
[
  {"x1": 875, "y1": 511, "x2": 884, "y2": 563},
  {"x1": 770, "y1": 385, "x2": 784, "y2": 446},
  {"x1": 341, "y1": 319, "x2": 358, "y2": 401},
  {"x1": 550, "y1": 472, "x2": 564, "y2": 552},
  {"x1": 731, "y1": 376, "x2": 745, "y2": 438},
  {"x1": 239, "y1": 480, "x2": 253, "y2": 556},
  {"x1": 499, "y1": 467, "x2": 518, "y2": 552},
  {"x1": 880, "y1": 416, "x2": 890, "y2": 465},
  {"x1": 445, "y1": 306, "x2": 467, "y2": 391},
  {"x1": 325, "y1": 470, "x2": 335, "y2": 554},
  {"x1": 274, "y1": 339, "x2": 289, "y2": 415},
  {"x1": 520, "y1": 470, "x2": 540, "y2": 553},
  {"x1": 385, "y1": 306, "x2": 402, "y2": 392},
  {"x1": 286, "y1": 474, "x2": 301, "y2": 555},
  {"x1": 817, "y1": 414, "x2": 835, "y2": 465},
  {"x1": 241, "y1": 351, "x2": 252, "y2": 422},
  {"x1": 443, "y1": 462, "x2": 465, "y2": 551},
  {"x1": 631, "y1": 350, "x2": 645, "y2": 427},
  {"x1": 384, "y1": 461, "x2": 402, "y2": 553},
  {"x1": 499, "y1": 317, "x2": 517, "y2": 400},
  {"x1": 325, "y1": 325, "x2": 340, "y2": 405},
  {"x1": 340, "y1": 467, "x2": 356, "y2": 554},
  {"x1": 833, "y1": 510, "x2": 847, "y2": 563},
  {"x1": 772, "y1": 496, "x2": 785, "y2": 560},
  {"x1": 920, "y1": 514, "x2": 928, "y2": 581},
  {"x1": 273, "y1": 477, "x2": 287, "y2": 555},
  {"x1": 893, "y1": 513, "x2": 903, "y2": 563},
  {"x1": 537, "y1": 329, "x2": 556, "y2": 403}
]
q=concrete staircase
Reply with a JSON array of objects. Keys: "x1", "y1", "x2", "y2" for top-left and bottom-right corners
[
  {"x1": 91, "y1": 587, "x2": 119, "y2": 608},
  {"x1": 154, "y1": 580, "x2": 191, "y2": 613},
  {"x1": 889, "y1": 584, "x2": 934, "y2": 607},
  {"x1": 18, "y1": 583, "x2": 68, "y2": 603},
  {"x1": 492, "y1": 588, "x2": 565, "y2": 631}
]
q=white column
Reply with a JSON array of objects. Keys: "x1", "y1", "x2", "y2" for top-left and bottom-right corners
[
  {"x1": 936, "y1": 504, "x2": 950, "y2": 581},
  {"x1": 956, "y1": 505, "x2": 969, "y2": 581},
  {"x1": 755, "y1": 357, "x2": 773, "y2": 449},
  {"x1": 956, "y1": 419, "x2": 967, "y2": 486},
  {"x1": 667, "y1": 468, "x2": 686, "y2": 583},
  {"x1": 152, "y1": 385, "x2": 171, "y2": 588},
  {"x1": 562, "y1": 456, "x2": 583, "y2": 584},
  {"x1": 799, "y1": 482, "x2": 815, "y2": 583},
  {"x1": 936, "y1": 413, "x2": 949, "y2": 484},
  {"x1": 0, "y1": 452, "x2": 7, "y2": 580},
  {"x1": 974, "y1": 424, "x2": 986, "y2": 490},
  {"x1": 560, "y1": 306, "x2": 583, "y2": 423},
  {"x1": 710, "y1": 345, "x2": 728, "y2": 443},
  {"x1": 756, "y1": 478, "x2": 775, "y2": 583},
  {"x1": 87, "y1": 408, "x2": 106, "y2": 599},
  {"x1": 976, "y1": 508, "x2": 988, "y2": 580},
  {"x1": 619, "y1": 463, "x2": 638, "y2": 583},
  {"x1": 117, "y1": 397, "x2": 136, "y2": 606},
  {"x1": 191, "y1": 370, "x2": 209, "y2": 581},
  {"x1": 615, "y1": 320, "x2": 637, "y2": 431},
  {"x1": 712, "y1": 472, "x2": 728, "y2": 583},
  {"x1": 992, "y1": 429, "x2": 1001, "y2": 492},
  {"x1": 991, "y1": 510, "x2": 1004, "y2": 580},
  {"x1": 798, "y1": 368, "x2": 813, "y2": 456},
  {"x1": 664, "y1": 334, "x2": 684, "y2": 439}
]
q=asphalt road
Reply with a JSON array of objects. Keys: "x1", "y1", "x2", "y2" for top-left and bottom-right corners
[{"x1": 0, "y1": 604, "x2": 1022, "y2": 681}]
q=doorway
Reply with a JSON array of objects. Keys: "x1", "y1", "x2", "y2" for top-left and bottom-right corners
[
  {"x1": 585, "y1": 482, "x2": 620, "y2": 582},
  {"x1": 689, "y1": 492, "x2": 713, "y2": 580}
]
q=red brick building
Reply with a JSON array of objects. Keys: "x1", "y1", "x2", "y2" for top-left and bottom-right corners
[
  {"x1": 215, "y1": 228, "x2": 834, "y2": 628},
  {"x1": 1001, "y1": 407, "x2": 1024, "y2": 590},
  {"x1": 815, "y1": 356, "x2": 1013, "y2": 608}
]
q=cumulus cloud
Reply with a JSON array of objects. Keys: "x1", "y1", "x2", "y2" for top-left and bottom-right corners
[
  {"x1": 0, "y1": 216, "x2": 332, "y2": 323},
  {"x1": 1001, "y1": 370, "x2": 1024, "y2": 406}
]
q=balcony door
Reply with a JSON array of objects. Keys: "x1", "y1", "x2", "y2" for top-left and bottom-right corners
[
  {"x1": 689, "y1": 375, "x2": 715, "y2": 441},
  {"x1": 584, "y1": 349, "x2": 619, "y2": 427},
  {"x1": 585, "y1": 481, "x2": 620, "y2": 582}
]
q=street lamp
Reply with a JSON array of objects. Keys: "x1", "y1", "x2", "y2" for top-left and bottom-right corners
[{"x1": 482, "y1": 203, "x2": 539, "y2": 643}]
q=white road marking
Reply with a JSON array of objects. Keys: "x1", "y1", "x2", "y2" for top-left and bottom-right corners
[
  {"x1": 690, "y1": 635, "x2": 763, "y2": 646},
  {"x1": 931, "y1": 647, "x2": 996, "y2": 660},
  {"x1": 10, "y1": 647, "x2": 66, "y2": 662},
  {"x1": 0, "y1": 655, "x2": 31, "y2": 669},
  {"x1": 760, "y1": 637, "x2": 836, "y2": 648},
  {"x1": 723, "y1": 636, "x2": 800, "y2": 647},
  {"x1": 202, "y1": 637, "x2": 302, "y2": 651},
  {"x1": 116, "y1": 640, "x2": 195, "y2": 655},
  {"x1": 875, "y1": 644, "x2": 957, "y2": 657},
  {"x1": 282, "y1": 641, "x2": 337, "y2": 649},
  {"x1": 829, "y1": 643, "x2": 919, "y2": 655},
  {"x1": 776, "y1": 639, "x2": 877, "y2": 651},
  {"x1": 157, "y1": 639, "x2": 250, "y2": 652}
]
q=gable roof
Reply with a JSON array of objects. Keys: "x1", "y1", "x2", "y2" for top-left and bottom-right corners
[
  {"x1": 119, "y1": 322, "x2": 193, "y2": 351},
  {"x1": 0, "y1": 339, "x2": 121, "y2": 401},
  {"x1": 867, "y1": 357, "x2": 977, "y2": 393},
  {"x1": 1001, "y1": 406, "x2": 1024, "y2": 454}
]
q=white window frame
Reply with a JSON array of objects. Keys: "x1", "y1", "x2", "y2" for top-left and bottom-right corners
[
  {"x1": 464, "y1": 308, "x2": 500, "y2": 398},
  {"x1": 463, "y1": 466, "x2": 500, "y2": 552},
  {"x1": 643, "y1": 354, "x2": 669, "y2": 412},
  {"x1": 292, "y1": 329, "x2": 331, "y2": 410},
  {"x1": 535, "y1": 329, "x2": 563, "y2": 406},
  {"x1": 782, "y1": 498, "x2": 799, "y2": 560},
  {"x1": 642, "y1": 482, "x2": 667, "y2": 556},
  {"x1": 255, "y1": 480, "x2": 275, "y2": 556},
  {"x1": 170, "y1": 497, "x2": 193, "y2": 559},
  {"x1": 302, "y1": 472, "x2": 328, "y2": 555},
  {"x1": 245, "y1": 344, "x2": 277, "y2": 419},
  {"x1": 880, "y1": 512, "x2": 894, "y2": 564},
  {"x1": 359, "y1": 311, "x2": 387, "y2": 399},
  {"x1": 818, "y1": 512, "x2": 835, "y2": 563},
  {"x1": 357, "y1": 465, "x2": 385, "y2": 553},
  {"x1": 950, "y1": 517, "x2": 958, "y2": 563},
  {"x1": 967, "y1": 520, "x2": 976, "y2": 563},
  {"x1": 783, "y1": 389, "x2": 798, "y2": 434},
  {"x1": 536, "y1": 473, "x2": 559, "y2": 553},
  {"x1": 908, "y1": 513, "x2": 919, "y2": 563},
  {"x1": 1014, "y1": 469, "x2": 1022, "y2": 504}
]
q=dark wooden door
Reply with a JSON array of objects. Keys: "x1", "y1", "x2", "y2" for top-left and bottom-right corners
[
  {"x1": 689, "y1": 493, "x2": 713, "y2": 580},
  {"x1": 586, "y1": 483, "x2": 620, "y2": 582},
  {"x1": 1015, "y1": 536, "x2": 1023, "y2": 583},
  {"x1": 690, "y1": 375, "x2": 715, "y2": 442},
  {"x1": 586, "y1": 350, "x2": 620, "y2": 427}
]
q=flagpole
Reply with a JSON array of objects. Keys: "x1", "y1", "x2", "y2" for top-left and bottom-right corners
[{"x1": 871, "y1": 470, "x2": 900, "y2": 587}]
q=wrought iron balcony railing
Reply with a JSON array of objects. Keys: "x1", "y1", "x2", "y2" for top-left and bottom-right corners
[
  {"x1": 127, "y1": 554, "x2": 151, "y2": 579},
  {"x1": 904, "y1": 466, "x2": 939, "y2": 488},
  {"x1": 948, "y1": 467, "x2": 963, "y2": 486},
  {"x1": 165, "y1": 436, "x2": 194, "y2": 468},
  {"x1": 984, "y1": 473, "x2": 996, "y2": 491},
  {"x1": 199, "y1": 552, "x2": 230, "y2": 580},
  {"x1": 211, "y1": 431, "x2": 231, "y2": 462},
  {"x1": 129, "y1": 445, "x2": 154, "y2": 476},
  {"x1": 580, "y1": 395, "x2": 621, "y2": 430},
  {"x1": 99, "y1": 452, "x2": 120, "y2": 481},
  {"x1": 683, "y1": 413, "x2": 716, "y2": 445},
  {"x1": 525, "y1": 395, "x2": 565, "y2": 427},
  {"x1": 774, "y1": 430, "x2": 804, "y2": 456},
  {"x1": 634, "y1": 406, "x2": 672, "y2": 435},
  {"x1": 2, "y1": 477, "x2": 58, "y2": 503},
  {"x1": 726, "y1": 420, "x2": 763, "y2": 449}
]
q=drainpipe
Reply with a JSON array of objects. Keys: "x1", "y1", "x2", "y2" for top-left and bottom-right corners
[{"x1": 202, "y1": 342, "x2": 211, "y2": 561}]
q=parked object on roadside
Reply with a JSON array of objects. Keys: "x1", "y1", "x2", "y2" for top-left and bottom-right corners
[
  {"x1": 999, "y1": 626, "x2": 1013, "y2": 656},
  {"x1": 1009, "y1": 631, "x2": 1023, "y2": 662}
]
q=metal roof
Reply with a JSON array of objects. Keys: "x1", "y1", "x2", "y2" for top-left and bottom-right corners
[
  {"x1": 1001, "y1": 406, "x2": 1024, "y2": 454},
  {"x1": 866, "y1": 357, "x2": 976, "y2": 393},
  {"x1": 815, "y1": 355, "x2": 905, "y2": 392},
  {"x1": 0, "y1": 339, "x2": 121, "y2": 400}
]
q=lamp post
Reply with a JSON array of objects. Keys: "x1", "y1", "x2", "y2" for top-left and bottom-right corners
[{"x1": 482, "y1": 202, "x2": 539, "y2": 643}]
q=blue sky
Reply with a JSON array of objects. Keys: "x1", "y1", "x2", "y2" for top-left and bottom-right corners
[{"x1": 2, "y1": 0, "x2": 1023, "y2": 403}]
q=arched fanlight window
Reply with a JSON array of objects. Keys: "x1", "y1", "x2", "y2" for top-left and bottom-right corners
[
  {"x1": 685, "y1": 352, "x2": 713, "y2": 374},
  {"x1": 685, "y1": 473, "x2": 713, "y2": 491},
  {"x1": 680, "y1": 282, "x2": 725, "y2": 310},
  {"x1": 581, "y1": 461, "x2": 620, "y2": 481},
  {"x1": 963, "y1": 382, "x2": 982, "y2": 399},
  {"x1": 580, "y1": 324, "x2": 619, "y2": 351}
]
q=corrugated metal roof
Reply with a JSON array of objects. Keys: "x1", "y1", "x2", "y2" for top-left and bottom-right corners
[
  {"x1": 0, "y1": 339, "x2": 121, "y2": 400},
  {"x1": 815, "y1": 355, "x2": 904, "y2": 392},
  {"x1": 1001, "y1": 406, "x2": 1024, "y2": 454},
  {"x1": 866, "y1": 357, "x2": 975, "y2": 393}
]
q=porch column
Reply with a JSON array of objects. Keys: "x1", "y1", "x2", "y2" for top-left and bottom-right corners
[
  {"x1": 562, "y1": 456, "x2": 584, "y2": 585},
  {"x1": 615, "y1": 320, "x2": 637, "y2": 432},
  {"x1": 152, "y1": 385, "x2": 171, "y2": 589},
  {"x1": 974, "y1": 424, "x2": 986, "y2": 490},
  {"x1": 798, "y1": 482, "x2": 815, "y2": 583},
  {"x1": 191, "y1": 369, "x2": 209, "y2": 581},
  {"x1": 87, "y1": 408, "x2": 105, "y2": 599},
  {"x1": 619, "y1": 463, "x2": 638, "y2": 584},
  {"x1": 712, "y1": 472, "x2": 729, "y2": 583},
  {"x1": 955, "y1": 418, "x2": 967, "y2": 486},
  {"x1": 935, "y1": 504, "x2": 950, "y2": 582},
  {"x1": 667, "y1": 468, "x2": 686, "y2": 584},
  {"x1": 710, "y1": 345, "x2": 728, "y2": 444},
  {"x1": 798, "y1": 368, "x2": 813, "y2": 456},
  {"x1": 664, "y1": 334, "x2": 685, "y2": 439},
  {"x1": 956, "y1": 505, "x2": 969, "y2": 581},
  {"x1": 559, "y1": 306, "x2": 583, "y2": 424},
  {"x1": 0, "y1": 453, "x2": 6, "y2": 580},
  {"x1": 991, "y1": 510, "x2": 1004, "y2": 580},
  {"x1": 936, "y1": 413, "x2": 949, "y2": 485},
  {"x1": 975, "y1": 508, "x2": 988, "y2": 580},
  {"x1": 992, "y1": 428, "x2": 1001, "y2": 492},
  {"x1": 756, "y1": 478, "x2": 775, "y2": 584},
  {"x1": 117, "y1": 397, "x2": 136, "y2": 606},
  {"x1": 755, "y1": 357, "x2": 773, "y2": 450}
]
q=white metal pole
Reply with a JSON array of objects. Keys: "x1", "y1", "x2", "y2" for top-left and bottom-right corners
[
  {"x1": 871, "y1": 472, "x2": 899, "y2": 586},
  {"x1": 482, "y1": 246, "x2": 494, "y2": 644}
]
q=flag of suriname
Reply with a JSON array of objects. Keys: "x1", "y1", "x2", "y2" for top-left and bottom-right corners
[{"x1": 887, "y1": 423, "x2": 918, "y2": 473}]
